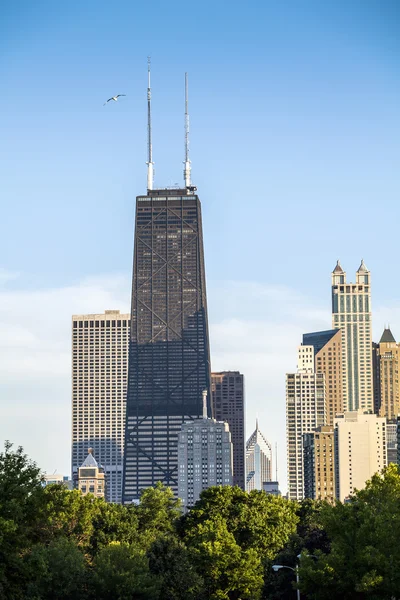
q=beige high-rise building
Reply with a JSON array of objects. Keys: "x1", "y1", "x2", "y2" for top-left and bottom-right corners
[
  {"x1": 78, "y1": 448, "x2": 106, "y2": 499},
  {"x1": 286, "y1": 346, "x2": 326, "y2": 501},
  {"x1": 303, "y1": 426, "x2": 335, "y2": 501},
  {"x1": 72, "y1": 310, "x2": 129, "y2": 503},
  {"x1": 334, "y1": 410, "x2": 387, "y2": 501},
  {"x1": 331, "y1": 260, "x2": 373, "y2": 413},
  {"x1": 303, "y1": 329, "x2": 342, "y2": 426},
  {"x1": 374, "y1": 328, "x2": 400, "y2": 420}
]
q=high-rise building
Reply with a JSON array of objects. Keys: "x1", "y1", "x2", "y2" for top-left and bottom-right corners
[
  {"x1": 373, "y1": 328, "x2": 400, "y2": 420},
  {"x1": 334, "y1": 410, "x2": 387, "y2": 501},
  {"x1": 331, "y1": 260, "x2": 373, "y2": 412},
  {"x1": 303, "y1": 426, "x2": 335, "y2": 501},
  {"x1": 178, "y1": 393, "x2": 233, "y2": 510},
  {"x1": 77, "y1": 448, "x2": 106, "y2": 499},
  {"x1": 262, "y1": 481, "x2": 281, "y2": 496},
  {"x1": 286, "y1": 345, "x2": 326, "y2": 501},
  {"x1": 303, "y1": 329, "x2": 342, "y2": 426},
  {"x1": 72, "y1": 310, "x2": 129, "y2": 503},
  {"x1": 245, "y1": 420, "x2": 272, "y2": 492},
  {"x1": 211, "y1": 371, "x2": 245, "y2": 489},
  {"x1": 386, "y1": 421, "x2": 397, "y2": 464},
  {"x1": 122, "y1": 66, "x2": 212, "y2": 503},
  {"x1": 122, "y1": 186, "x2": 211, "y2": 504}
]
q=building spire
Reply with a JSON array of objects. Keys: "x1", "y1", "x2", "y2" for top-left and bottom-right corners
[
  {"x1": 183, "y1": 72, "x2": 192, "y2": 189},
  {"x1": 146, "y1": 57, "x2": 154, "y2": 191},
  {"x1": 333, "y1": 259, "x2": 344, "y2": 274}
]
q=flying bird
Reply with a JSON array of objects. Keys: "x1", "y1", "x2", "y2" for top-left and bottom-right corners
[{"x1": 103, "y1": 94, "x2": 126, "y2": 106}]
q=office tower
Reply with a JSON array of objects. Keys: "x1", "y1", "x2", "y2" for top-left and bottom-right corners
[
  {"x1": 178, "y1": 392, "x2": 233, "y2": 510},
  {"x1": 77, "y1": 448, "x2": 106, "y2": 498},
  {"x1": 122, "y1": 68, "x2": 211, "y2": 503},
  {"x1": 373, "y1": 328, "x2": 400, "y2": 419},
  {"x1": 303, "y1": 426, "x2": 335, "y2": 501},
  {"x1": 211, "y1": 371, "x2": 245, "y2": 489},
  {"x1": 331, "y1": 260, "x2": 373, "y2": 412},
  {"x1": 263, "y1": 481, "x2": 281, "y2": 496},
  {"x1": 302, "y1": 329, "x2": 342, "y2": 426},
  {"x1": 42, "y1": 474, "x2": 73, "y2": 490},
  {"x1": 245, "y1": 420, "x2": 272, "y2": 492},
  {"x1": 386, "y1": 421, "x2": 397, "y2": 464},
  {"x1": 286, "y1": 345, "x2": 326, "y2": 501},
  {"x1": 334, "y1": 410, "x2": 387, "y2": 501},
  {"x1": 72, "y1": 310, "x2": 129, "y2": 503}
]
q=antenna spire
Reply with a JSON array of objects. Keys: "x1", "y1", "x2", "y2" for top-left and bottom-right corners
[
  {"x1": 183, "y1": 72, "x2": 192, "y2": 189},
  {"x1": 146, "y1": 57, "x2": 154, "y2": 191}
]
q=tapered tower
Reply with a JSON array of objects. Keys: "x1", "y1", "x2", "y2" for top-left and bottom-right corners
[{"x1": 122, "y1": 68, "x2": 211, "y2": 503}]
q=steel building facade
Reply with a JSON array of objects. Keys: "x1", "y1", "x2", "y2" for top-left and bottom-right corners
[{"x1": 122, "y1": 188, "x2": 211, "y2": 503}]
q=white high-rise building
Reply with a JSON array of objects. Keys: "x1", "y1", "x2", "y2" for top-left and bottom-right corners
[
  {"x1": 331, "y1": 260, "x2": 373, "y2": 412},
  {"x1": 334, "y1": 410, "x2": 387, "y2": 501},
  {"x1": 286, "y1": 345, "x2": 326, "y2": 501},
  {"x1": 72, "y1": 310, "x2": 129, "y2": 503},
  {"x1": 245, "y1": 420, "x2": 272, "y2": 492},
  {"x1": 178, "y1": 393, "x2": 233, "y2": 510}
]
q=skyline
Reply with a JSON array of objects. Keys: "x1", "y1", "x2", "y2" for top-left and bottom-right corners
[{"x1": 1, "y1": 1, "x2": 400, "y2": 493}]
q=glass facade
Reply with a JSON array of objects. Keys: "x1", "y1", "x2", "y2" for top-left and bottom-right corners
[{"x1": 122, "y1": 189, "x2": 211, "y2": 503}]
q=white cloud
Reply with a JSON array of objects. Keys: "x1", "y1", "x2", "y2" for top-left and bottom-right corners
[{"x1": 0, "y1": 274, "x2": 398, "y2": 493}]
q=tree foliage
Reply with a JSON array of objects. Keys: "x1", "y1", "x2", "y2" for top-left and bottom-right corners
[{"x1": 5, "y1": 441, "x2": 400, "y2": 600}]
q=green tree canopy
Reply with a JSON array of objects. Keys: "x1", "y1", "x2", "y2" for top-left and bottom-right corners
[{"x1": 299, "y1": 464, "x2": 400, "y2": 600}]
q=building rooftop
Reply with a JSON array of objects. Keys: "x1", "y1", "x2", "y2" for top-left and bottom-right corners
[
  {"x1": 333, "y1": 260, "x2": 344, "y2": 274},
  {"x1": 80, "y1": 448, "x2": 99, "y2": 468},
  {"x1": 380, "y1": 327, "x2": 396, "y2": 344}
]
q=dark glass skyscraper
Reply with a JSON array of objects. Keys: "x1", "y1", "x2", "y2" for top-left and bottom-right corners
[{"x1": 122, "y1": 187, "x2": 211, "y2": 503}]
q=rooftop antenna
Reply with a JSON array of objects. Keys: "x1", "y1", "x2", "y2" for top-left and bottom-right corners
[
  {"x1": 275, "y1": 442, "x2": 278, "y2": 482},
  {"x1": 183, "y1": 72, "x2": 192, "y2": 189},
  {"x1": 146, "y1": 57, "x2": 154, "y2": 191}
]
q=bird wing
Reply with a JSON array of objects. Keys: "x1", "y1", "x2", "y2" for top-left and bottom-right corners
[
  {"x1": 116, "y1": 94, "x2": 126, "y2": 98},
  {"x1": 104, "y1": 97, "x2": 113, "y2": 104}
]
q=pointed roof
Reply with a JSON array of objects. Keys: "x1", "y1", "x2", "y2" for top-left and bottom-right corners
[
  {"x1": 333, "y1": 260, "x2": 344, "y2": 274},
  {"x1": 380, "y1": 328, "x2": 396, "y2": 344},
  {"x1": 357, "y1": 259, "x2": 368, "y2": 273},
  {"x1": 81, "y1": 448, "x2": 98, "y2": 468}
]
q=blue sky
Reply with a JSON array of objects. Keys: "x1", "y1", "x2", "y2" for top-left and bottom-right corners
[{"x1": 1, "y1": 1, "x2": 399, "y2": 489}]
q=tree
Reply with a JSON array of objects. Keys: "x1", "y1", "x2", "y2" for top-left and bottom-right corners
[
  {"x1": 91, "y1": 542, "x2": 161, "y2": 600},
  {"x1": 148, "y1": 536, "x2": 204, "y2": 600},
  {"x1": 299, "y1": 464, "x2": 400, "y2": 599},
  {"x1": 262, "y1": 499, "x2": 330, "y2": 599},
  {"x1": 24, "y1": 537, "x2": 88, "y2": 600},
  {"x1": 180, "y1": 486, "x2": 298, "y2": 560},
  {"x1": 0, "y1": 441, "x2": 44, "y2": 598},
  {"x1": 136, "y1": 481, "x2": 181, "y2": 548},
  {"x1": 185, "y1": 516, "x2": 264, "y2": 600}
]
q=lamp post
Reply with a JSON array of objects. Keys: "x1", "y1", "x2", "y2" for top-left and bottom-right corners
[
  {"x1": 272, "y1": 553, "x2": 316, "y2": 600},
  {"x1": 271, "y1": 564, "x2": 300, "y2": 600}
]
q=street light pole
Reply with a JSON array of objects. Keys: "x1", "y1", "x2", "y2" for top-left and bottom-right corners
[{"x1": 271, "y1": 564, "x2": 300, "y2": 600}]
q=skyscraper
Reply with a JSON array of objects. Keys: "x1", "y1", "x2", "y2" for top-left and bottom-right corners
[
  {"x1": 373, "y1": 327, "x2": 400, "y2": 420},
  {"x1": 211, "y1": 371, "x2": 245, "y2": 489},
  {"x1": 334, "y1": 410, "x2": 387, "y2": 501},
  {"x1": 178, "y1": 392, "x2": 233, "y2": 510},
  {"x1": 302, "y1": 329, "x2": 342, "y2": 426},
  {"x1": 245, "y1": 420, "x2": 272, "y2": 492},
  {"x1": 122, "y1": 67, "x2": 211, "y2": 503},
  {"x1": 331, "y1": 260, "x2": 373, "y2": 412},
  {"x1": 303, "y1": 425, "x2": 335, "y2": 501},
  {"x1": 286, "y1": 345, "x2": 326, "y2": 501},
  {"x1": 72, "y1": 310, "x2": 129, "y2": 503}
]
